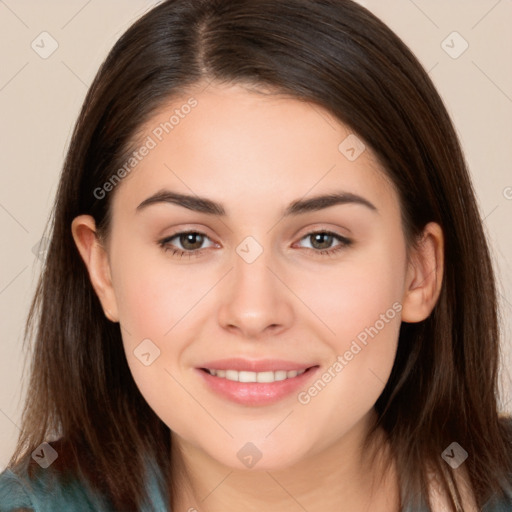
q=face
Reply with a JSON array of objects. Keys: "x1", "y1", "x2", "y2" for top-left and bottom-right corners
[{"x1": 74, "y1": 82, "x2": 439, "y2": 472}]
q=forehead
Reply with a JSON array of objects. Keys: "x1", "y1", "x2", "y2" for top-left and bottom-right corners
[{"x1": 112, "y1": 82, "x2": 398, "y2": 218}]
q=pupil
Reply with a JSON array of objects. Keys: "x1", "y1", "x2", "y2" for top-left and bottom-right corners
[
  {"x1": 313, "y1": 233, "x2": 332, "y2": 249},
  {"x1": 182, "y1": 233, "x2": 203, "y2": 250}
]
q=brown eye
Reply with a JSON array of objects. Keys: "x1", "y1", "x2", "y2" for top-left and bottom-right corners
[
  {"x1": 296, "y1": 230, "x2": 353, "y2": 257},
  {"x1": 178, "y1": 232, "x2": 206, "y2": 251},
  {"x1": 158, "y1": 231, "x2": 215, "y2": 258},
  {"x1": 309, "y1": 232, "x2": 336, "y2": 250}
]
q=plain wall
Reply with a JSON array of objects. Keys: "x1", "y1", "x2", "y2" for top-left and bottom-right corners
[{"x1": 1, "y1": 0, "x2": 511, "y2": 469}]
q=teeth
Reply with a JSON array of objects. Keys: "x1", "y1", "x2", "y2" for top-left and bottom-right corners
[{"x1": 206, "y1": 368, "x2": 306, "y2": 383}]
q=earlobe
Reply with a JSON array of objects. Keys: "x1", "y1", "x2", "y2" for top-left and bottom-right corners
[
  {"x1": 71, "y1": 215, "x2": 119, "y2": 322},
  {"x1": 401, "y1": 222, "x2": 444, "y2": 323}
]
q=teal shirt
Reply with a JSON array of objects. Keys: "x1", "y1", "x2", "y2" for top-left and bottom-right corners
[
  {"x1": 0, "y1": 462, "x2": 169, "y2": 512},
  {"x1": 1, "y1": 462, "x2": 512, "y2": 511}
]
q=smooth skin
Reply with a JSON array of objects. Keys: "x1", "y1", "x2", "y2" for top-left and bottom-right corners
[{"x1": 71, "y1": 82, "x2": 461, "y2": 511}]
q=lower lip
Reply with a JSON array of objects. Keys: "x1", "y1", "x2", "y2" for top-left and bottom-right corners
[{"x1": 196, "y1": 367, "x2": 319, "y2": 406}]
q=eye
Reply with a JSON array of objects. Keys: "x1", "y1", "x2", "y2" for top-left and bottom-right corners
[
  {"x1": 295, "y1": 230, "x2": 352, "y2": 257},
  {"x1": 158, "y1": 231, "x2": 216, "y2": 259},
  {"x1": 158, "y1": 229, "x2": 353, "y2": 259}
]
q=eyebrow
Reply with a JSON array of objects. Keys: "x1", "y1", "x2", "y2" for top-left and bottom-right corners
[{"x1": 136, "y1": 189, "x2": 378, "y2": 216}]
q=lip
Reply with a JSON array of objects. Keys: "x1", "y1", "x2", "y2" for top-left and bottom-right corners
[{"x1": 196, "y1": 359, "x2": 319, "y2": 406}]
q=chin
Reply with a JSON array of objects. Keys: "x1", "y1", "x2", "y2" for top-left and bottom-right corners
[{"x1": 212, "y1": 441, "x2": 309, "y2": 472}]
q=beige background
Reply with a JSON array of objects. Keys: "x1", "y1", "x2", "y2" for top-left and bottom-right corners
[{"x1": 0, "y1": 0, "x2": 511, "y2": 469}]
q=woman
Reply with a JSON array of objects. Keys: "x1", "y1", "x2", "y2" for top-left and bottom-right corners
[{"x1": 1, "y1": 0, "x2": 511, "y2": 510}]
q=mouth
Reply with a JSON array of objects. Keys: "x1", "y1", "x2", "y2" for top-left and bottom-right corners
[{"x1": 196, "y1": 359, "x2": 320, "y2": 406}]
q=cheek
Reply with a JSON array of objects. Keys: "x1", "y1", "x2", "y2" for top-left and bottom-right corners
[
  {"x1": 111, "y1": 254, "x2": 202, "y2": 428},
  {"x1": 108, "y1": 249, "x2": 190, "y2": 377},
  {"x1": 299, "y1": 236, "x2": 406, "y2": 348},
  {"x1": 111, "y1": 248, "x2": 203, "y2": 338},
  {"x1": 293, "y1": 236, "x2": 406, "y2": 411}
]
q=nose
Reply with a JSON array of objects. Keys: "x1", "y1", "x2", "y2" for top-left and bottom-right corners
[{"x1": 217, "y1": 243, "x2": 294, "y2": 340}]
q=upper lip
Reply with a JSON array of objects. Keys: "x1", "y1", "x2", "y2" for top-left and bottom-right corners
[{"x1": 198, "y1": 358, "x2": 317, "y2": 372}]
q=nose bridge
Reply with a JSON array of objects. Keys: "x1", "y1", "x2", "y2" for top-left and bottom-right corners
[
  {"x1": 217, "y1": 234, "x2": 293, "y2": 337},
  {"x1": 234, "y1": 236, "x2": 274, "y2": 295}
]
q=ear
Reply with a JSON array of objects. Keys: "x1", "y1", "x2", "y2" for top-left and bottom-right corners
[
  {"x1": 71, "y1": 215, "x2": 119, "y2": 322},
  {"x1": 401, "y1": 222, "x2": 444, "y2": 323}
]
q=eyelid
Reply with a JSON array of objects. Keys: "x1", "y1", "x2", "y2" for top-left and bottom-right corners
[
  {"x1": 294, "y1": 229, "x2": 351, "y2": 244},
  {"x1": 294, "y1": 221, "x2": 352, "y2": 237}
]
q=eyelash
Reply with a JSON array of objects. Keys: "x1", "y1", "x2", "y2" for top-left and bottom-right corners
[{"x1": 158, "y1": 229, "x2": 353, "y2": 259}]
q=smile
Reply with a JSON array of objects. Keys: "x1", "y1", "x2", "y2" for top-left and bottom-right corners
[{"x1": 196, "y1": 362, "x2": 319, "y2": 406}]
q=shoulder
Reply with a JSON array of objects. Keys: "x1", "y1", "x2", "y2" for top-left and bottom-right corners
[
  {"x1": 427, "y1": 466, "x2": 479, "y2": 512},
  {"x1": 482, "y1": 486, "x2": 512, "y2": 512},
  {"x1": 0, "y1": 468, "x2": 34, "y2": 510},
  {"x1": 426, "y1": 464, "x2": 512, "y2": 512},
  {"x1": 0, "y1": 441, "x2": 169, "y2": 512},
  {"x1": 0, "y1": 462, "x2": 113, "y2": 512}
]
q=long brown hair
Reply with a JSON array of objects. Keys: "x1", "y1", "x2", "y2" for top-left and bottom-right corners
[{"x1": 9, "y1": 0, "x2": 512, "y2": 510}]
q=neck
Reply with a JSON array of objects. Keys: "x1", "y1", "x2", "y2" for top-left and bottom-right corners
[{"x1": 169, "y1": 410, "x2": 401, "y2": 512}]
